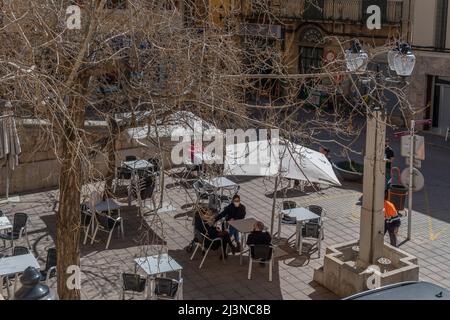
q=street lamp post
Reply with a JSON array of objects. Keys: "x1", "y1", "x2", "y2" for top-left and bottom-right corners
[{"x1": 345, "y1": 40, "x2": 416, "y2": 266}]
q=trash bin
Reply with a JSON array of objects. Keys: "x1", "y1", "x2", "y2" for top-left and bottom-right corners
[{"x1": 388, "y1": 184, "x2": 408, "y2": 211}]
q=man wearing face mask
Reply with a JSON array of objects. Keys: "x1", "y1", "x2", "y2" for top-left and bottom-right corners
[{"x1": 215, "y1": 194, "x2": 246, "y2": 251}]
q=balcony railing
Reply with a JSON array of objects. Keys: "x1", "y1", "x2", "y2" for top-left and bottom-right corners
[{"x1": 241, "y1": 0, "x2": 403, "y2": 24}]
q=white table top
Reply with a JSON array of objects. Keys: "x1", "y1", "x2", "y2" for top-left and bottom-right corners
[
  {"x1": 281, "y1": 207, "x2": 320, "y2": 222},
  {"x1": 95, "y1": 198, "x2": 121, "y2": 212},
  {"x1": 0, "y1": 253, "x2": 40, "y2": 276},
  {"x1": 0, "y1": 216, "x2": 12, "y2": 231},
  {"x1": 124, "y1": 160, "x2": 153, "y2": 170},
  {"x1": 144, "y1": 202, "x2": 176, "y2": 214},
  {"x1": 228, "y1": 217, "x2": 258, "y2": 233},
  {"x1": 193, "y1": 152, "x2": 219, "y2": 164},
  {"x1": 134, "y1": 253, "x2": 182, "y2": 276},
  {"x1": 203, "y1": 177, "x2": 237, "y2": 189}
]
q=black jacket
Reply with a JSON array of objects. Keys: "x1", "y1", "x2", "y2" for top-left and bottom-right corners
[
  {"x1": 216, "y1": 203, "x2": 246, "y2": 221},
  {"x1": 247, "y1": 231, "x2": 272, "y2": 246}
]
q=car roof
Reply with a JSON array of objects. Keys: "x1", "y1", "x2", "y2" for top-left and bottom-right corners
[{"x1": 344, "y1": 282, "x2": 450, "y2": 300}]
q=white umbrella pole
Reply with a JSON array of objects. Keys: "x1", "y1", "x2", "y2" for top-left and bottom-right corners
[
  {"x1": 270, "y1": 175, "x2": 279, "y2": 236},
  {"x1": 5, "y1": 159, "x2": 9, "y2": 200}
]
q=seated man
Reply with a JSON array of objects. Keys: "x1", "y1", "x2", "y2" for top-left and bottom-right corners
[
  {"x1": 215, "y1": 194, "x2": 246, "y2": 251},
  {"x1": 247, "y1": 221, "x2": 272, "y2": 246},
  {"x1": 384, "y1": 199, "x2": 401, "y2": 247},
  {"x1": 247, "y1": 221, "x2": 272, "y2": 267}
]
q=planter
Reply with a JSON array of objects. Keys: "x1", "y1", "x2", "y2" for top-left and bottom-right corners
[{"x1": 333, "y1": 161, "x2": 364, "y2": 182}]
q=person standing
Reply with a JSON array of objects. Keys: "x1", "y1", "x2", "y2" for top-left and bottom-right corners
[
  {"x1": 385, "y1": 138, "x2": 394, "y2": 192},
  {"x1": 384, "y1": 199, "x2": 401, "y2": 247},
  {"x1": 215, "y1": 194, "x2": 246, "y2": 251}
]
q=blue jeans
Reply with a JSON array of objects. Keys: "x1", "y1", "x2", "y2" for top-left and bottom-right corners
[{"x1": 228, "y1": 225, "x2": 240, "y2": 243}]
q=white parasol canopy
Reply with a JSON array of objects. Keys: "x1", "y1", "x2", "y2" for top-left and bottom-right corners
[
  {"x1": 224, "y1": 139, "x2": 341, "y2": 186},
  {"x1": 125, "y1": 111, "x2": 222, "y2": 146}
]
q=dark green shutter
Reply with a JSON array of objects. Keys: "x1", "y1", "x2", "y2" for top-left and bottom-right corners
[
  {"x1": 304, "y1": 0, "x2": 324, "y2": 20},
  {"x1": 362, "y1": 0, "x2": 387, "y2": 23}
]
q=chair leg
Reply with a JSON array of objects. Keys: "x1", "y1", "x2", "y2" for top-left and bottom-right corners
[
  {"x1": 269, "y1": 259, "x2": 273, "y2": 282},
  {"x1": 106, "y1": 230, "x2": 114, "y2": 250},
  {"x1": 83, "y1": 227, "x2": 90, "y2": 245},
  {"x1": 120, "y1": 221, "x2": 125, "y2": 239},
  {"x1": 248, "y1": 258, "x2": 253, "y2": 280},
  {"x1": 199, "y1": 243, "x2": 213, "y2": 269},
  {"x1": 91, "y1": 226, "x2": 99, "y2": 245},
  {"x1": 220, "y1": 240, "x2": 225, "y2": 264},
  {"x1": 190, "y1": 243, "x2": 200, "y2": 260}
]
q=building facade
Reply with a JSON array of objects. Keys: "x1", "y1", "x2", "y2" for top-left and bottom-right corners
[
  {"x1": 204, "y1": 0, "x2": 412, "y2": 101},
  {"x1": 409, "y1": 0, "x2": 450, "y2": 136}
]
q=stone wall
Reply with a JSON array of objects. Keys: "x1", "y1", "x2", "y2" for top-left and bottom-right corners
[{"x1": 0, "y1": 122, "x2": 174, "y2": 196}]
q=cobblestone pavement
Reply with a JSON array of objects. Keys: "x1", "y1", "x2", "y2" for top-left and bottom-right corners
[{"x1": 1, "y1": 168, "x2": 449, "y2": 300}]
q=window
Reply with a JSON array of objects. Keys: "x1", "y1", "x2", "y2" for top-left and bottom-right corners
[
  {"x1": 299, "y1": 46, "x2": 323, "y2": 74},
  {"x1": 105, "y1": 0, "x2": 127, "y2": 9}
]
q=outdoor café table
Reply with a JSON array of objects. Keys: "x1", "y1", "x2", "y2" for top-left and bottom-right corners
[
  {"x1": 203, "y1": 177, "x2": 238, "y2": 207},
  {"x1": 123, "y1": 160, "x2": 155, "y2": 205},
  {"x1": 0, "y1": 216, "x2": 12, "y2": 233},
  {"x1": 134, "y1": 253, "x2": 183, "y2": 299},
  {"x1": 0, "y1": 253, "x2": 40, "y2": 298},
  {"x1": 123, "y1": 159, "x2": 154, "y2": 172},
  {"x1": 203, "y1": 176, "x2": 237, "y2": 189},
  {"x1": 281, "y1": 207, "x2": 319, "y2": 255},
  {"x1": 95, "y1": 198, "x2": 121, "y2": 213},
  {"x1": 227, "y1": 217, "x2": 258, "y2": 265}
]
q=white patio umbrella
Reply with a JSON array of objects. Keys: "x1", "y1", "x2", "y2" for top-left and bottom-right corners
[
  {"x1": 126, "y1": 111, "x2": 222, "y2": 146},
  {"x1": 224, "y1": 139, "x2": 341, "y2": 186},
  {"x1": 223, "y1": 139, "x2": 340, "y2": 234},
  {"x1": 0, "y1": 103, "x2": 21, "y2": 200}
]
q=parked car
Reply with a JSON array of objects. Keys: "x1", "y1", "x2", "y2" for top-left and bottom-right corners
[{"x1": 343, "y1": 281, "x2": 450, "y2": 300}]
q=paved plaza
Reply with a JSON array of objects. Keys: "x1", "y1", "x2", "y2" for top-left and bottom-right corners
[{"x1": 1, "y1": 162, "x2": 449, "y2": 299}]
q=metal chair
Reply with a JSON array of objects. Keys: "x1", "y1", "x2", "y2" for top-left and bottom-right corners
[
  {"x1": 153, "y1": 277, "x2": 183, "y2": 300},
  {"x1": 193, "y1": 180, "x2": 215, "y2": 207},
  {"x1": 81, "y1": 203, "x2": 93, "y2": 245},
  {"x1": 88, "y1": 192, "x2": 123, "y2": 249},
  {"x1": 275, "y1": 201, "x2": 297, "y2": 240},
  {"x1": 40, "y1": 248, "x2": 57, "y2": 284},
  {"x1": 190, "y1": 213, "x2": 225, "y2": 269},
  {"x1": 307, "y1": 205, "x2": 325, "y2": 223},
  {"x1": 121, "y1": 273, "x2": 147, "y2": 300},
  {"x1": 90, "y1": 211, "x2": 123, "y2": 250},
  {"x1": 301, "y1": 220, "x2": 324, "y2": 258},
  {"x1": 12, "y1": 246, "x2": 29, "y2": 256},
  {"x1": 248, "y1": 245, "x2": 274, "y2": 282},
  {"x1": 0, "y1": 212, "x2": 30, "y2": 251}
]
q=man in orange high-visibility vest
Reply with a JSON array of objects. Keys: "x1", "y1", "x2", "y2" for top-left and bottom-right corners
[{"x1": 384, "y1": 200, "x2": 401, "y2": 247}]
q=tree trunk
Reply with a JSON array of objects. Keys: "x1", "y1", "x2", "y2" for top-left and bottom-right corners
[{"x1": 56, "y1": 86, "x2": 87, "y2": 300}]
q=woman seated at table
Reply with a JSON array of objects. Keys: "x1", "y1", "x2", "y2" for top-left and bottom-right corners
[
  {"x1": 215, "y1": 194, "x2": 246, "y2": 251},
  {"x1": 194, "y1": 207, "x2": 237, "y2": 259}
]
